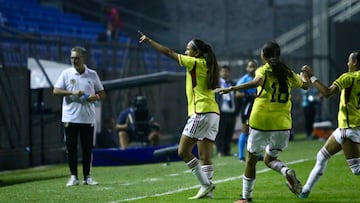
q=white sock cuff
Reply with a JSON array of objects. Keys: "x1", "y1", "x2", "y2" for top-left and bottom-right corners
[
  {"x1": 201, "y1": 165, "x2": 213, "y2": 172},
  {"x1": 186, "y1": 158, "x2": 199, "y2": 169},
  {"x1": 202, "y1": 165, "x2": 214, "y2": 180},
  {"x1": 320, "y1": 147, "x2": 331, "y2": 160},
  {"x1": 242, "y1": 174, "x2": 254, "y2": 181},
  {"x1": 347, "y1": 158, "x2": 360, "y2": 175},
  {"x1": 280, "y1": 167, "x2": 289, "y2": 176}
]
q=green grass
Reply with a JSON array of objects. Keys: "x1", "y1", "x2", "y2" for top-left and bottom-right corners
[{"x1": 0, "y1": 135, "x2": 359, "y2": 203}]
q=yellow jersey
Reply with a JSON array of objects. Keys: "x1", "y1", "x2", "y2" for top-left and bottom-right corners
[
  {"x1": 249, "y1": 63, "x2": 303, "y2": 130},
  {"x1": 333, "y1": 70, "x2": 360, "y2": 128},
  {"x1": 178, "y1": 54, "x2": 220, "y2": 116}
]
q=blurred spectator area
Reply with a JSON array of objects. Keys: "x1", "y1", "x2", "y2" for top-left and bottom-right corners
[
  {"x1": 0, "y1": 0, "x2": 180, "y2": 76},
  {"x1": 0, "y1": 0, "x2": 133, "y2": 42}
]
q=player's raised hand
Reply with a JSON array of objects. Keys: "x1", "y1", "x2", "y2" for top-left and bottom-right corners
[
  {"x1": 138, "y1": 30, "x2": 149, "y2": 44},
  {"x1": 301, "y1": 65, "x2": 313, "y2": 77}
]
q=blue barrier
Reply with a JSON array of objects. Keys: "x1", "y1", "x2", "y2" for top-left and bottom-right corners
[{"x1": 92, "y1": 145, "x2": 198, "y2": 166}]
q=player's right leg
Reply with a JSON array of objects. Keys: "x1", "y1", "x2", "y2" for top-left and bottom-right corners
[
  {"x1": 235, "y1": 128, "x2": 263, "y2": 202},
  {"x1": 300, "y1": 133, "x2": 342, "y2": 198}
]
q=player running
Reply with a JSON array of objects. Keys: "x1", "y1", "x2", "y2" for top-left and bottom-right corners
[
  {"x1": 214, "y1": 41, "x2": 310, "y2": 203},
  {"x1": 299, "y1": 51, "x2": 360, "y2": 198}
]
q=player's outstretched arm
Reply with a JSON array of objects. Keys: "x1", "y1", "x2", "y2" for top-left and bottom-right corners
[
  {"x1": 214, "y1": 77, "x2": 262, "y2": 94},
  {"x1": 138, "y1": 30, "x2": 178, "y2": 61}
]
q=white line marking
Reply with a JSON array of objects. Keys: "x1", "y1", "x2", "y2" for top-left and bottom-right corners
[
  {"x1": 165, "y1": 173, "x2": 180, "y2": 177},
  {"x1": 108, "y1": 159, "x2": 309, "y2": 203}
]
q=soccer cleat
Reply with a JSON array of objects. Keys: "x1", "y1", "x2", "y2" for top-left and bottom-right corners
[
  {"x1": 207, "y1": 192, "x2": 214, "y2": 199},
  {"x1": 188, "y1": 183, "x2": 215, "y2": 199},
  {"x1": 66, "y1": 175, "x2": 79, "y2": 187},
  {"x1": 298, "y1": 191, "x2": 310, "y2": 199},
  {"x1": 234, "y1": 198, "x2": 252, "y2": 203},
  {"x1": 285, "y1": 169, "x2": 302, "y2": 195},
  {"x1": 83, "y1": 176, "x2": 99, "y2": 185},
  {"x1": 206, "y1": 181, "x2": 215, "y2": 198}
]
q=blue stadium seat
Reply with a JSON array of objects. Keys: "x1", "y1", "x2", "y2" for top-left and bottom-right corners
[
  {"x1": 0, "y1": 0, "x2": 109, "y2": 42},
  {"x1": 1, "y1": 41, "x2": 27, "y2": 67}
]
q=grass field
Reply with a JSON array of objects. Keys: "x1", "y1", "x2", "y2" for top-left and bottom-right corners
[{"x1": 0, "y1": 135, "x2": 359, "y2": 203}]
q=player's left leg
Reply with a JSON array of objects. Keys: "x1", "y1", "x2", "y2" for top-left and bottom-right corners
[
  {"x1": 264, "y1": 131, "x2": 302, "y2": 195},
  {"x1": 198, "y1": 138, "x2": 215, "y2": 198},
  {"x1": 342, "y1": 139, "x2": 360, "y2": 175}
]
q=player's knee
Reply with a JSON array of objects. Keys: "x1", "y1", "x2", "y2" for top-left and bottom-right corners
[
  {"x1": 245, "y1": 152, "x2": 258, "y2": 167},
  {"x1": 264, "y1": 155, "x2": 276, "y2": 167},
  {"x1": 265, "y1": 146, "x2": 280, "y2": 158},
  {"x1": 177, "y1": 147, "x2": 192, "y2": 161}
]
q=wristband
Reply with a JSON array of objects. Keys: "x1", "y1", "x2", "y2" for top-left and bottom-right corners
[{"x1": 310, "y1": 76, "x2": 318, "y2": 83}]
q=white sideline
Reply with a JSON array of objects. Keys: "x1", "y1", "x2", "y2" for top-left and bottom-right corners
[{"x1": 108, "y1": 159, "x2": 308, "y2": 203}]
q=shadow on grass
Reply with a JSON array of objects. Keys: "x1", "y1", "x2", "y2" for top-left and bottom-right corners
[{"x1": 0, "y1": 174, "x2": 68, "y2": 187}]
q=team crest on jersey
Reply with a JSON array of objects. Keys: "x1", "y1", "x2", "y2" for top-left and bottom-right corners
[{"x1": 70, "y1": 79, "x2": 76, "y2": 85}]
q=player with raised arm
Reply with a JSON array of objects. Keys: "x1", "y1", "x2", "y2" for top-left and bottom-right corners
[
  {"x1": 299, "y1": 51, "x2": 360, "y2": 198},
  {"x1": 139, "y1": 31, "x2": 220, "y2": 199},
  {"x1": 214, "y1": 41, "x2": 310, "y2": 203}
]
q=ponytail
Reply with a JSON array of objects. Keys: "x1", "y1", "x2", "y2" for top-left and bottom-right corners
[
  {"x1": 262, "y1": 41, "x2": 293, "y2": 92},
  {"x1": 191, "y1": 39, "x2": 219, "y2": 89}
]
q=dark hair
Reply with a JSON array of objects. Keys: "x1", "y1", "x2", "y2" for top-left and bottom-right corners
[
  {"x1": 247, "y1": 59, "x2": 258, "y2": 67},
  {"x1": 221, "y1": 65, "x2": 231, "y2": 70},
  {"x1": 351, "y1": 51, "x2": 360, "y2": 69},
  {"x1": 191, "y1": 39, "x2": 219, "y2": 89},
  {"x1": 133, "y1": 95, "x2": 147, "y2": 109},
  {"x1": 71, "y1": 46, "x2": 87, "y2": 57},
  {"x1": 262, "y1": 41, "x2": 293, "y2": 92}
]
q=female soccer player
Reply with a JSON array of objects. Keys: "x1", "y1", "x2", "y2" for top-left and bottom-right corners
[
  {"x1": 139, "y1": 31, "x2": 220, "y2": 199},
  {"x1": 215, "y1": 41, "x2": 310, "y2": 203},
  {"x1": 298, "y1": 51, "x2": 360, "y2": 198}
]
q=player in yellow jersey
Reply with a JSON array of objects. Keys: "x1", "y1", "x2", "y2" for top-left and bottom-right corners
[
  {"x1": 215, "y1": 41, "x2": 310, "y2": 203},
  {"x1": 139, "y1": 31, "x2": 219, "y2": 199},
  {"x1": 298, "y1": 51, "x2": 360, "y2": 199}
]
